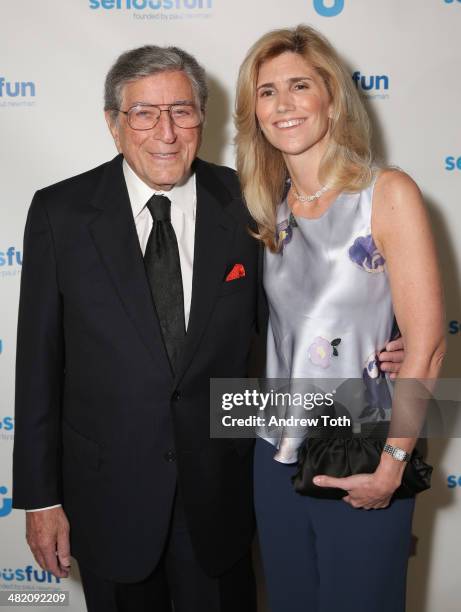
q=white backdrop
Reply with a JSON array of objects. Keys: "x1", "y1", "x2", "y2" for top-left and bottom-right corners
[{"x1": 1, "y1": 1, "x2": 460, "y2": 610}]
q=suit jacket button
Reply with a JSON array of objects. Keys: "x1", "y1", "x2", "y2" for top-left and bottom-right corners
[
  {"x1": 172, "y1": 391, "x2": 181, "y2": 402},
  {"x1": 164, "y1": 450, "x2": 176, "y2": 462}
]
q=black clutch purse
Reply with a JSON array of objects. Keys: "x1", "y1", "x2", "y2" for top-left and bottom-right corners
[{"x1": 292, "y1": 423, "x2": 433, "y2": 500}]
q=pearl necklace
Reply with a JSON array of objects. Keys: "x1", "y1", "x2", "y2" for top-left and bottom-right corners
[{"x1": 291, "y1": 183, "x2": 329, "y2": 203}]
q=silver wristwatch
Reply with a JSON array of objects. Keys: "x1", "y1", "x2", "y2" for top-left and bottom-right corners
[{"x1": 383, "y1": 444, "x2": 411, "y2": 462}]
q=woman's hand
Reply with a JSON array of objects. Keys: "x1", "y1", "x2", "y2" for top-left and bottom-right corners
[{"x1": 313, "y1": 470, "x2": 402, "y2": 510}]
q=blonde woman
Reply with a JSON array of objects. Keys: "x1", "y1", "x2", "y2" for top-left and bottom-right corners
[{"x1": 235, "y1": 25, "x2": 445, "y2": 612}]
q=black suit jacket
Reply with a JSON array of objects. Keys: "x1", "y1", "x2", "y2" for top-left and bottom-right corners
[{"x1": 13, "y1": 154, "x2": 264, "y2": 582}]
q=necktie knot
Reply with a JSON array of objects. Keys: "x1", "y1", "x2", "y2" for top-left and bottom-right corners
[{"x1": 146, "y1": 194, "x2": 171, "y2": 221}]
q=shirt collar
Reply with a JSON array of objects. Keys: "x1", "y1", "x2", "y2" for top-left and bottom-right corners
[{"x1": 123, "y1": 158, "x2": 196, "y2": 221}]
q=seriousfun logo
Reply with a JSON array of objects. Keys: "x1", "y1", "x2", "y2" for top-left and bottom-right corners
[
  {"x1": 447, "y1": 474, "x2": 461, "y2": 488},
  {"x1": 0, "y1": 566, "x2": 62, "y2": 585},
  {"x1": 449, "y1": 320, "x2": 461, "y2": 334},
  {"x1": 0, "y1": 486, "x2": 12, "y2": 518},
  {"x1": 313, "y1": 0, "x2": 344, "y2": 17},
  {"x1": 89, "y1": 0, "x2": 214, "y2": 21},
  {"x1": 445, "y1": 156, "x2": 461, "y2": 171},
  {"x1": 0, "y1": 246, "x2": 22, "y2": 279},
  {"x1": 0, "y1": 416, "x2": 14, "y2": 442},
  {"x1": 0, "y1": 77, "x2": 36, "y2": 109},
  {"x1": 352, "y1": 71, "x2": 390, "y2": 100}
]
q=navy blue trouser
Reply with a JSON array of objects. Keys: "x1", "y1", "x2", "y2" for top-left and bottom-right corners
[{"x1": 254, "y1": 438, "x2": 415, "y2": 612}]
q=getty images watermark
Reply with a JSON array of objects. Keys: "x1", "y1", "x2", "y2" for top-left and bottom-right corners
[
  {"x1": 220, "y1": 388, "x2": 348, "y2": 429},
  {"x1": 210, "y1": 378, "x2": 461, "y2": 439}
]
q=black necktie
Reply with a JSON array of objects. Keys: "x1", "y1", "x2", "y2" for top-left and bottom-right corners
[{"x1": 144, "y1": 195, "x2": 185, "y2": 372}]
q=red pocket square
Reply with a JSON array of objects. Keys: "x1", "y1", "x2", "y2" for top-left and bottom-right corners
[{"x1": 225, "y1": 264, "x2": 246, "y2": 282}]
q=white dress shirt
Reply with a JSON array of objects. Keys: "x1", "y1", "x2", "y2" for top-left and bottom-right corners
[
  {"x1": 123, "y1": 159, "x2": 196, "y2": 329},
  {"x1": 27, "y1": 159, "x2": 197, "y2": 512}
]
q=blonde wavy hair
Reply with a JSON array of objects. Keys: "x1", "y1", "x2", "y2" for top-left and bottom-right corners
[{"x1": 235, "y1": 24, "x2": 374, "y2": 251}]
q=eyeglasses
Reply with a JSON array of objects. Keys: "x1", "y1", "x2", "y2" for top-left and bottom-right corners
[{"x1": 115, "y1": 103, "x2": 202, "y2": 130}]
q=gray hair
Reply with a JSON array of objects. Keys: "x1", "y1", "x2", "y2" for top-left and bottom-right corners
[{"x1": 104, "y1": 45, "x2": 208, "y2": 121}]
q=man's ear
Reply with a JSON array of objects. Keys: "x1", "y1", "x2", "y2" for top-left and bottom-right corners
[{"x1": 105, "y1": 111, "x2": 122, "y2": 153}]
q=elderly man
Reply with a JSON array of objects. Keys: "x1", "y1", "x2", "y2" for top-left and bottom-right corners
[{"x1": 13, "y1": 45, "x2": 259, "y2": 612}]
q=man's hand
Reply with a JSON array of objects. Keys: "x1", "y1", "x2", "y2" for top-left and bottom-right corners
[
  {"x1": 26, "y1": 507, "x2": 71, "y2": 578},
  {"x1": 313, "y1": 471, "x2": 401, "y2": 510},
  {"x1": 378, "y1": 337, "x2": 405, "y2": 379}
]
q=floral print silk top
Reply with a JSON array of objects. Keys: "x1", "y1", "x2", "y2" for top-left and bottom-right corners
[{"x1": 261, "y1": 179, "x2": 395, "y2": 463}]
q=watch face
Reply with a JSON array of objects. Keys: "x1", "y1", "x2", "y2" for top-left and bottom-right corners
[{"x1": 394, "y1": 449, "x2": 406, "y2": 461}]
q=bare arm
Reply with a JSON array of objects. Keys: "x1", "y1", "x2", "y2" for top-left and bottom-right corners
[
  {"x1": 371, "y1": 170, "x2": 445, "y2": 487},
  {"x1": 315, "y1": 170, "x2": 446, "y2": 508},
  {"x1": 374, "y1": 170, "x2": 445, "y2": 378}
]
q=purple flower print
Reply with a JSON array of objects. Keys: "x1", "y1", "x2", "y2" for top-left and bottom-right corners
[
  {"x1": 359, "y1": 352, "x2": 392, "y2": 420},
  {"x1": 349, "y1": 234, "x2": 385, "y2": 273},
  {"x1": 364, "y1": 352, "x2": 380, "y2": 379},
  {"x1": 276, "y1": 214, "x2": 298, "y2": 252},
  {"x1": 276, "y1": 219, "x2": 293, "y2": 248},
  {"x1": 308, "y1": 336, "x2": 341, "y2": 368}
]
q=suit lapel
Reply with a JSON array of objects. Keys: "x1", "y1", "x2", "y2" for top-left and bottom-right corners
[
  {"x1": 87, "y1": 155, "x2": 173, "y2": 380},
  {"x1": 174, "y1": 159, "x2": 237, "y2": 386}
]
